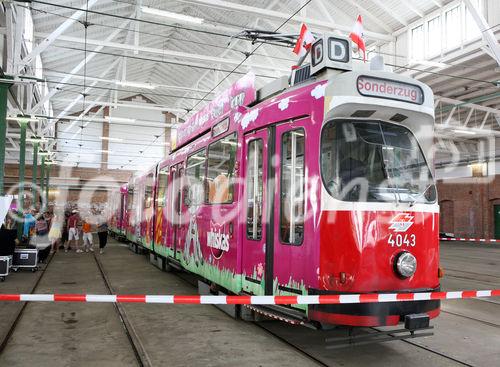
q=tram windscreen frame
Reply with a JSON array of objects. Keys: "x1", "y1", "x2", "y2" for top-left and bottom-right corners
[{"x1": 320, "y1": 119, "x2": 436, "y2": 204}]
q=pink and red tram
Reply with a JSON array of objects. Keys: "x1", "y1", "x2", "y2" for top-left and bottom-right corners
[
  {"x1": 111, "y1": 34, "x2": 441, "y2": 328},
  {"x1": 109, "y1": 184, "x2": 128, "y2": 239}
]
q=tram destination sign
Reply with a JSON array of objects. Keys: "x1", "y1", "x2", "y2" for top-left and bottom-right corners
[
  {"x1": 357, "y1": 76, "x2": 424, "y2": 105},
  {"x1": 171, "y1": 72, "x2": 256, "y2": 150}
]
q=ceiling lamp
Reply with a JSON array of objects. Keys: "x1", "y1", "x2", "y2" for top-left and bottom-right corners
[
  {"x1": 27, "y1": 135, "x2": 46, "y2": 143},
  {"x1": 104, "y1": 116, "x2": 136, "y2": 123},
  {"x1": 100, "y1": 137, "x2": 123, "y2": 142},
  {"x1": 116, "y1": 80, "x2": 156, "y2": 90},
  {"x1": 453, "y1": 129, "x2": 477, "y2": 135},
  {"x1": 7, "y1": 115, "x2": 39, "y2": 123},
  {"x1": 141, "y1": 6, "x2": 204, "y2": 24}
]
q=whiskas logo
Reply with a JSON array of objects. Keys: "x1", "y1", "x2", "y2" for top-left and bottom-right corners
[{"x1": 389, "y1": 213, "x2": 414, "y2": 233}]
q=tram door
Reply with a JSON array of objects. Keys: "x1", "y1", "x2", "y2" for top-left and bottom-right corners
[
  {"x1": 169, "y1": 163, "x2": 184, "y2": 259},
  {"x1": 242, "y1": 128, "x2": 271, "y2": 295},
  {"x1": 273, "y1": 120, "x2": 309, "y2": 296}
]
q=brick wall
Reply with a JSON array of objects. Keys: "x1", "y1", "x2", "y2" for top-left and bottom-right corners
[{"x1": 437, "y1": 176, "x2": 500, "y2": 238}]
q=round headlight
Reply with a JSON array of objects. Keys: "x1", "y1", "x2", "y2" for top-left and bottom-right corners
[{"x1": 395, "y1": 251, "x2": 417, "y2": 278}]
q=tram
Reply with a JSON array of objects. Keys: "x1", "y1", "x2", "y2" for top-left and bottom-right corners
[{"x1": 110, "y1": 33, "x2": 440, "y2": 328}]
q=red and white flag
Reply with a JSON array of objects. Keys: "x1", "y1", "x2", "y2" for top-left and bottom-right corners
[
  {"x1": 350, "y1": 15, "x2": 366, "y2": 62},
  {"x1": 293, "y1": 23, "x2": 315, "y2": 58}
]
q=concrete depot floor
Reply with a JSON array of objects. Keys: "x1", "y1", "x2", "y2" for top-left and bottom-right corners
[{"x1": 0, "y1": 240, "x2": 497, "y2": 367}]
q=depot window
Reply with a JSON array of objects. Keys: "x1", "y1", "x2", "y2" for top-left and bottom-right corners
[
  {"x1": 157, "y1": 167, "x2": 169, "y2": 207},
  {"x1": 207, "y1": 132, "x2": 237, "y2": 204},
  {"x1": 280, "y1": 128, "x2": 305, "y2": 245},
  {"x1": 320, "y1": 120, "x2": 436, "y2": 204},
  {"x1": 185, "y1": 149, "x2": 206, "y2": 207}
]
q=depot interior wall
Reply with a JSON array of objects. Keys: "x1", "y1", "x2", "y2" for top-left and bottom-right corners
[
  {"x1": 57, "y1": 119, "x2": 103, "y2": 169},
  {"x1": 3, "y1": 163, "x2": 132, "y2": 212},
  {"x1": 106, "y1": 102, "x2": 167, "y2": 170}
]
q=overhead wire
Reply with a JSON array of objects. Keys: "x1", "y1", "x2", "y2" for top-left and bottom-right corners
[
  {"x1": 121, "y1": 0, "x2": 314, "y2": 170},
  {"x1": 46, "y1": 44, "x2": 281, "y2": 79},
  {"x1": 20, "y1": 3, "x2": 295, "y2": 60}
]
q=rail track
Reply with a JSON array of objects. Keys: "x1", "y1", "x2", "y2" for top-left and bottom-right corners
[
  {"x1": 0, "y1": 252, "x2": 55, "y2": 354},
  {"x1": 92, "y1": 251, "x2": 152, "y2": 367}
]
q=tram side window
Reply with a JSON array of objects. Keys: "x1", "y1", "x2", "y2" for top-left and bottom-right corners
[
  {"x1": 246, "y1": 139, "x2": 263, "y2": 240},
  {"x1": 127, "y1": 187, "x2": 134, "y2": 210},
  {"x1": 144, "y1": 173, "x2": 154, "y2": 208},
  {"x1": 185, "y1": 149, "x2": 207, "y2": 207},
  {"x1": 157, "y1": 167, "x2": 169, "y2": 207},
  {"x1": 207, "y1": 133, "x2": 237, "y2": 204},
  {"x1": 280, "y1": 129, "x2": 305, "y2": 245}
]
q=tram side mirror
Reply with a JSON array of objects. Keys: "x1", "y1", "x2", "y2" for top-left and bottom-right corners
[{"x1": 310, "y1": 34, "x2": 352, "y2": 76}]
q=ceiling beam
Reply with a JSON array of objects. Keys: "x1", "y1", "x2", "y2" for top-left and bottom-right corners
[
  {"x1": 34, "y1": 33, "x2": 291, "y2": 73},
  {"x1": 435, "y1": 95, "x2": 500, "y2": 116},
  {"x1": 53, "y1": 58, "x2": 120, "y2": 127},
  {"x1": 399, "y1": 0, "x2": 424, "y2": 18},
  {"x1": 343, "y1": 0, "x2": 393, "y2": 33},
  {"x1": 18, "y1": 0, "x2": 100, "y2": 68},
  {"x1": 32, "y1": 18, "x2": 132, "y2": 113},
  {"x1": 463, "y1": 0, "x2": 500, "y2": 67},
  {"x1": 368, "y1": 0, "x2": 408, "y2": 27},
  {"x1": 178, "y1": 0, "x2": 392, "y2": 41}
]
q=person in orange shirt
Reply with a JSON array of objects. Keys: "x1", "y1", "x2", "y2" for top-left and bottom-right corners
[{"x1": 82, "y1": 217, "x2": 94, "y2": 253}]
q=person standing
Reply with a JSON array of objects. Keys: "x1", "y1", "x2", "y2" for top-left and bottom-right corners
[
  {"x1": 97, "y1": 218, "x2": 108, "y2": 254},
  {"x1": 61, "y1": 211, "x2": 70, "y2": 250},
  {"x1": 23, "y1": 210, "x2": 36, "y2": 245},
  {"x1": 66, "y1": 210, "x2": 80, "y2": 253},
  {"x1": 48, "y1": 214, "x2": 62, "y2": 253},
  {"x1": 82, "y1": 217, "x2": 94, "y2": 253}
]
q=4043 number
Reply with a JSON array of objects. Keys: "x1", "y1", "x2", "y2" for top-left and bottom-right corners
[{"x1": 388, "y1": 233, "x2": 416, "y2": 247}]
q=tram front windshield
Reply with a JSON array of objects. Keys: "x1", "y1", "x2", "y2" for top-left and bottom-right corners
[{"x1": 321, "y1": 119, "x2": 436, "y2": 203}]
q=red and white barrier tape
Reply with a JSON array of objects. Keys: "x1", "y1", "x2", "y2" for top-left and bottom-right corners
[
  {"x1": 440, "y1": 237, "x2": 499, "y2": 243},
  {"x1": 0, "y1": 290, "x2": 498, "y2": 305}
]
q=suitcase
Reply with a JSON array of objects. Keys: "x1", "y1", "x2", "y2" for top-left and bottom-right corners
[
  {"x1": 12, "y1": 248, "x2": 38, "y2": 272},
  {"x1": 0, "y1": 255, "x2": 11, "y2": 281}
]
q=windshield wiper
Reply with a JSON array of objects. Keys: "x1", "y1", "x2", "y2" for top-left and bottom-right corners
[
  {"x1": 380, "y1": 147, "x2": 400, "y2": 206},
  {"x1": 409, "y1": 184, "x2": 433, "y2": 207}
]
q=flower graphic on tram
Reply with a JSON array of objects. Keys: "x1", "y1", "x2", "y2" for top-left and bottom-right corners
[{"x1": 278, "y1": 97, "x2": 290, "y2": 111}]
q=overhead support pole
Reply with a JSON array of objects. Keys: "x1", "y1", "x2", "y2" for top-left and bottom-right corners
[
  {"x1": 463, "y1": 0, "x2": 500, "y2": 67},
  {"x1": 18, "y1": 0, "x2": 100, "y2": 68},
  {"x1": 0, "y1": 77, "x2": 13, "y2": 196}
]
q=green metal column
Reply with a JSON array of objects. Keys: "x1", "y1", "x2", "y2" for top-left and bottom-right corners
[
  {"x1": 45, "y1": 162, "x2": 50, "y2": 209},
  {"x1": 17, "y1": 119, "x2": 27, "y2": 241},
  {"x1": 32, "y1": 142, "x2": 38, "y2": 185},
  {"x1": 0, "y1": 78, "x2": 13, "y2": 196},
  {"x1": 18, "y1": 119, "x2": 28, "y2": 213},
  {"x1": 32, "y1": 142, "x2": 38, "y2": 208},
  {"x1": 40, "y1": 156, "x2": 45, "y2": 196}
]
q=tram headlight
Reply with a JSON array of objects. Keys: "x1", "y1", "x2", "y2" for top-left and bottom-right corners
[{"x1": 395, "y1": 251, "x2": 417, "y2": 278}]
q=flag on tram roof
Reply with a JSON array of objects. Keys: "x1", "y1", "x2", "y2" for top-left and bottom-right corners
[
  {"x1": 350, "y1": 15, "x2": 366, "y2": 62},
  {"x1": 293, "y1": 23, "x2": 315, "y2": 58}
]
